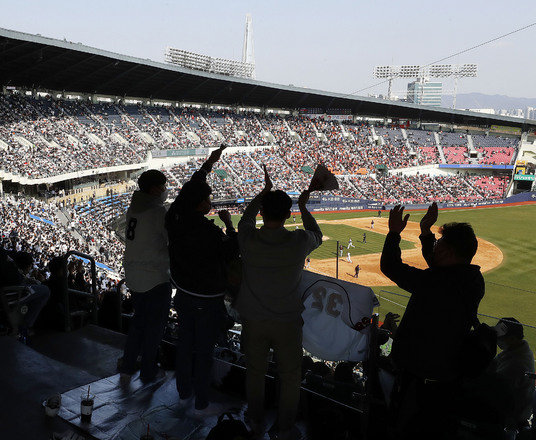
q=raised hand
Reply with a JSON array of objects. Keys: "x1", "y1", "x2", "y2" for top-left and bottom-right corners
[
  {"x1": 383, "y1": 312, "x2": 401, "y2": 333},
  {"x1": 263, "y1": 164, "x2": 273, "y2": 192},
  {"x1": 420, "y1": 202, "x2": 438, "y2": 234},
  {"x1": 298, "y1": 190, "x2": 310, "y2": 210},
  {"x1": 388, "y1": 205, "x2": 410, "y2": 234},
  {"x1": 218, "y1": 210, "x2": 233, "y2": 228}
]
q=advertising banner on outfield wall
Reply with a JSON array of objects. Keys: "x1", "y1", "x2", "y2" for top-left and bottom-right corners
[
  {"x1": 514, "y1": 174, "x2": 535, "y2": 181},
  {"x1": 438, "y1": 164, "x2": 514, "y2": 170},
  {"x1": 300, "y1": 192, "x2": 536, "y2": 213}
]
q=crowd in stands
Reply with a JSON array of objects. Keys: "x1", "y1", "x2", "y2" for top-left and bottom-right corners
[
  {"x1": 0, "y1": 133, "x2": 532, "y2": 440},
  {"x1": 0, "y1": 194, "x2": 125, "y2": 276},
  {"x1": 71, "y1": 194, "x2": 129, "y2": 271},
  {"x1": 476, "y1": 146, "x2": 516, "y2": 165},
  {"x1": 0, "y1": 94, "x2": 146, "y2": 178},
  {"x1": 163, "y1": 147, "x2": 509, "y2": 203},
  {"x1": 0, "y1": 194, "x2": 129, "y2": 336},
  {"x1": 440, "y1": 132, "x2": 518, "y2": 165},
  {"x1": 0, "y1": 93, "x2": 520, "y2": 180}
]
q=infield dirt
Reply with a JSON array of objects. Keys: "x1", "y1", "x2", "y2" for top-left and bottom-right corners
[{"x1": 308, "y1": 217, "x2": 503, "y2": 286}]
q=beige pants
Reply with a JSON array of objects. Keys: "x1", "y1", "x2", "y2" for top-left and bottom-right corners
[{"x1": 242, "y1": 319, "x2": 303, "y2": 433}]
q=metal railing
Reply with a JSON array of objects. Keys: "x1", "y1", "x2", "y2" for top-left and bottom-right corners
[
  {"x1": 377, "y1": 289, "x2": 536, "y2": 330},
  {"x1": 63, "y1": 251, "x2": 98, "y2": 332}
]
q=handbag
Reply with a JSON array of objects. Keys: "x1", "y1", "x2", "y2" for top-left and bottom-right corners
[{"x1": 205, "y1": 412, "x2": 250, "y2": 440}]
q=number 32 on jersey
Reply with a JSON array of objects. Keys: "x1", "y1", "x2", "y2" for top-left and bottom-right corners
[{"x1": 310, "y1": 287, "x2": 343, "y2": 318}]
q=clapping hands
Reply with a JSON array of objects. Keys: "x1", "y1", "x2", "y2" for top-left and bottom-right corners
[
  {"x1": 420, "y1": 202, "x2": 438, "y2": 234},
  {"x1": 388, "y1": 205, "x2": 410, "y2": 234}
]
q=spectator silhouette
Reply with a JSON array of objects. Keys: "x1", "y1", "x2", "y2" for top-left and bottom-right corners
[
  {"x1": 380, "y1": 202, "x2": 484, "y2": 439},
  {"x1": 37, "y1": 256, "x2": 71, "y2": 330},
  {"x1": 120, "y1": 169, "x2": 171, "y2": 384},
  {"x1": 236, "y1": 165, "x2": 322, "y2": 440},
  {"x1": 166, "y1": 145, "x2": 239, "y2": 417},
  {"x1": 492, "y1": 318, "x2": 535, "y2": 431},
  {"x1": 461, "y1": 317, "x2": 535, "y2": 436},
  {"x1": 3, "y1": 248, "x2": 50, "y2": 339}
]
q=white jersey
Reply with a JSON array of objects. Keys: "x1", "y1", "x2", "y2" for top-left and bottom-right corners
[
  {"x1": 123, "y1": 191, "x2": 170, "y2": 292},
  {"x1": 300, "y1": 271, "x2": 378, "y2": 361}
]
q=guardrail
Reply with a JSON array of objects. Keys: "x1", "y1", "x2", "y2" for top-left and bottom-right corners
[{"x1": 63, "y1": 251, "x2": 98, "y2": 331}]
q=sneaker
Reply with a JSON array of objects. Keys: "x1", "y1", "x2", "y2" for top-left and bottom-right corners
[
  {"x1": 189, "y1": 402, "x2": 225, "y2": 419},
  {"x1": 177, "y1": 395, "x2": 194, "y2": 410}
]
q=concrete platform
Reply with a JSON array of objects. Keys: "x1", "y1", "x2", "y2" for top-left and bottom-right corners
[
  {"x1": 0, "y1": 324, "x2": 366, "y2": 439},
  {"x1": 0, "y1": 335, "x2": 98, "y2": 439},
  {"x1": 58, "y1": 372, "x2": 246, "y2": 440}
]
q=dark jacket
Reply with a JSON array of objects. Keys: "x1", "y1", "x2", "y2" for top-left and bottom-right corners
[
  {"x1": 380, "y1": 231, "x2": 484, "y2": 381},
  {"x1": 166, "y1": 168, "x2": 239, "y2": 297},
  {"x1": 0, "y1": 247, "x2": 24, "y2": 288}
]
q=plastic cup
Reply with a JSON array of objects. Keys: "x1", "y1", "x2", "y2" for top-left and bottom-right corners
[
  {"x1": 43, "y1": 400, "x2": 60, "y2": 417},
  {"x1": 80, "y1": 393, "x2": 95, "y2": 423}
]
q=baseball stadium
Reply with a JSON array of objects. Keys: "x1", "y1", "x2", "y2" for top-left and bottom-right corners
[{"x1": 1, "y1": 12, "x2": 536, "y2": 440}]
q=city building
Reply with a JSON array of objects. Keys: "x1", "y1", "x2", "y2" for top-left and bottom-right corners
[{"x1": 407, "y1": 80, "x2": 442, "y2": 107}]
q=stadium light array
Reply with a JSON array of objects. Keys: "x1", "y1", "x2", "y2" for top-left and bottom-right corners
[
  {"x1": 373, "y1": 63, "x2": 477, "y2": 79},
  {"x1": 373, "y1": 63, "x2": 477, "y2": 107},
  {"x1": 165, "y1": 47, "x2": 255, "y2": 79}
]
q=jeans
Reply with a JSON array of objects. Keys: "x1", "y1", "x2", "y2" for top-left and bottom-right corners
[
  {"x1": 120, "y1": 282, "x2": 171, "y2": 380},
  {"x1": 242, "y1": 319, "x2": 303, "y2": 433},
  {"x1": 174, "y1": 293, "x2": 225, "y2": 410},
  {"x1": 21, "y1": 283, "x2": 50, "y2": 329}
]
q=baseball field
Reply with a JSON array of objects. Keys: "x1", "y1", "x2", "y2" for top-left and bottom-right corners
[{"x1": 220, "y1": 202, "x2": 536, "y2": 348}]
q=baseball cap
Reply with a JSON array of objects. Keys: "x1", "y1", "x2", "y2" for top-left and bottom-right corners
[{"x1": 494, "y1": 317, "x2": 523, "y2": 339}]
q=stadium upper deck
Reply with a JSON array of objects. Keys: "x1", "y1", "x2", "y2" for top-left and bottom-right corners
[
  {"x1": 0, "y1": 27, "x2": 528, "y2": 204},
  {"x1": 0, "y1": 93, "x2": 519, "y2": 184},
  {"x1": 1, "y1": 27, "x2": 536, "y2": 131}
]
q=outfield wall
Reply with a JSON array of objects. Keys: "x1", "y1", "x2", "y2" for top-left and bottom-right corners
[{"x1": 293, "y1": 191, "x2": 536, "y2": 213}]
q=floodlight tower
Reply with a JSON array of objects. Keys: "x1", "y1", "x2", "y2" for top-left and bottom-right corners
[
  {"x1": 373, "y1": 64, "x2": 477, "y2": 107},
  {"x1": 242, "y1": 13, "x2": 255, "y2": 79},
  {"x1": 373, "y1": 65, "x2": 421, "y2": 100}
]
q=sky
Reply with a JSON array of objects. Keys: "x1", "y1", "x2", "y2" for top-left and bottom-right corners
[{"x1": 2, "y1": 0, "x2": 536, "y2": 99}]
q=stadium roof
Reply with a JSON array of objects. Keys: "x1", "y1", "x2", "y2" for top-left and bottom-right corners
[{"x1": 1, "y1": 27, "x2": 536, "y2": 131}]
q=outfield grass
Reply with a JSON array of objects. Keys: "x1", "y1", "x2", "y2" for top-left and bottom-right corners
[
  {"x1": 314, "y1": 205, "x2": 536, "y2": 350},
  {"x1": 219, "y1": 204, "x2": 536, "y2": 348}
]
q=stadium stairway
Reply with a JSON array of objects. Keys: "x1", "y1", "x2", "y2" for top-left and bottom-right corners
[
  {"x1": 467, "y1": 134, "x2": 477, "y2": 153},
  {"x1": 434, "y1": 132, "x2": 447, "y2": 163}
]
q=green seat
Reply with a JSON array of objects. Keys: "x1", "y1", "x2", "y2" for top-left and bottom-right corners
[{"x1": 214, "y1": 169, "x2": 228, "y2": 179}]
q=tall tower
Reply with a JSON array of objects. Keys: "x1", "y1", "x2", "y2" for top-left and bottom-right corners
[{"x1": 242, "y1": 13, "x2": 256, "y2": 79}]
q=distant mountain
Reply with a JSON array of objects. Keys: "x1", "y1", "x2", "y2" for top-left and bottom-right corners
[{"x1": 441, "y1": 93, "x2": 536, "y2": 111}]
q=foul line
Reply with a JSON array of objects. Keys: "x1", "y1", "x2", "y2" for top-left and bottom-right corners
[{"x1": 379, "y1": 290, "x2": 536, "y2": 329}]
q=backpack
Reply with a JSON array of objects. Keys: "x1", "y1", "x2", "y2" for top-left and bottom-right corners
[{"x1": 205, "y1": 413, "x2": 250, "y2": 440}]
